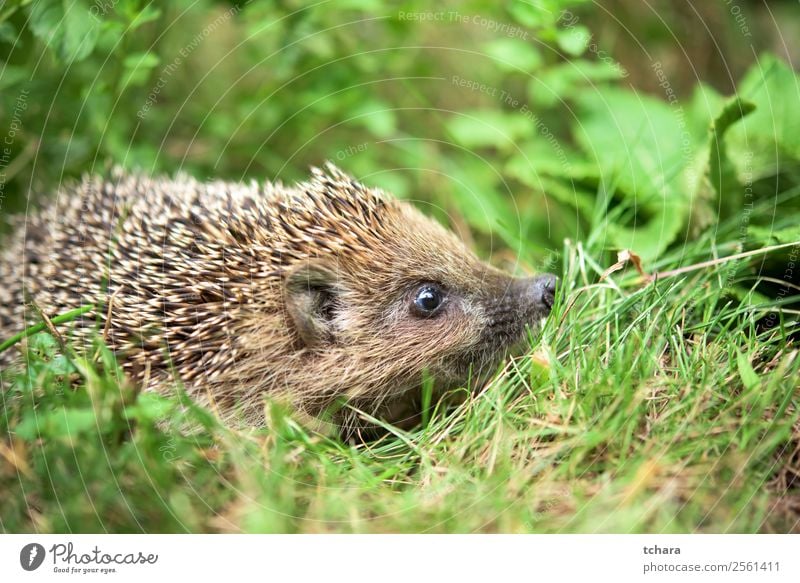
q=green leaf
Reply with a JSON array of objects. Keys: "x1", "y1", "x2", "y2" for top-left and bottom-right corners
[
  {"x1": 28, "y1": 0, "x2": 100, "y2": 62},
  {"x1": 507, "y1": 1, "x2": 549, "y2": 28},
  {"x1": 442, "y1": 155, "x2": 514, "y2": 242},
  {"x1": 726, "y1": 54, "x2": 800, "y2": 178},
  {"x1": 124, "y1": 393, "x2": 175, "y2": 422},
  {"x1": 684, "y1": 87, "x2": 750, "y2": 234},
  {"x1": 0, "y1": 20, "x2": 16, "y2": 43},
  {"x1": 506, "y1": 137, "x2": 588, "y2": 179},
  {"x1": 529, "y1": 59, "x2": 626, "y2": 106},
  {"x1": 352, "y1": 100, "x2": 396, "y2": 138},
  {"x1": 482, "y1": 38, "x2": 542, "y2": 73},
  {"x1": 736, "y1": 352, "x2": 760, "y2": 391},
  {"x1": 0, "y1": 64, "x2": 30, "y2": 89},
  {"x1": 122, "y1": 51, "x2": 161, "y2": 86},
  {"x1": 0, "y1": 0, "x2": 33, "y2": 25},
  {"x1": 708, "y1": 98, "x2": 756, "y2": 206},
  {"x1": 573, "y1": 88, "x2": 703, "y2": 260},
  {"x1": 123, "y1": 52, "x2": 160, "y2": 70},
  {"x1": 130, "y1": 5, "x2": 162, "y2": 30},
  {"x1": 446, "y1": 109, "x2": 533, "y2": 149},
  {"x1": 748, "y1": 224, "x2": 800, "y2": 245},
  {"x1": 684, "y1": 83, "x2": 727, "y2": 138},
  {"x1": 505, "y1": 138, "x2": 597, "y2": 216},
  {"x1": 62, "y1": 3, "x2": 99, "y2": 61},
  {"x1": 15, "y1": 408, "x2": 97, "y2": 440},
  {"x1": 556, "y1": 25, "x2": 590, "y2": 56}
]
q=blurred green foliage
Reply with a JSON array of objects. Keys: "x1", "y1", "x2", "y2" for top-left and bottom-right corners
[{"x1": 0, "y1": 0, "x2": 798, "y2": 270}]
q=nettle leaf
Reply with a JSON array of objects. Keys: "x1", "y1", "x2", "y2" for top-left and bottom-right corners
[
  {"x1": 529, "y1": 59, "x2": 626, "y2": 107},
  {"x1": 16, "y1": 408, "x2": 97, "y2": 440},
  {"x1": 507, "y1": 0, "x2": 550, "y2": 28},
  {"x1": 505, "y1": 138, "x2": 597, "y2": 216},
  {"x1": 556, "y1": 25, "x2": 590, "y2": 57},
  {"x1": 748, "y1": 224, "x2": 800, "y2": 245},
  {"x1": 0, "y1": 20, "x2": 17, "y2": 43},
  {"x1": 708, "y1": 98, "x2": 757, "y2": 205},
  {"x1": 351, "y1": 99, "x2": 396, "y2": 138},
  {"x1": 0, "y1": 0, "x2": 33, "y2": 24},
  {"x1": 442, "y1": 155, "x2": 518, "y2": 247},
  {"x1": 684, "y1": 82, "x2": 727, "y2": 137},
  {"x1": 507, "y1": 0, "x2": 590, "y2": 29},
  {"x1": 129, "y1": 5, "x2": 162, "y2": 30},
  {"x1": 679, "y1": 85, "x2": 763, "y2": 235},
  {"x1": 122, "y1": 51, "x2": 160, "y2": 86},
  {"x1": 123, "y1": 51, "x2": 160, "y2": 69},
  {"x1": 446, "y1": 109, "x2": 534, "y2": 150},
  {"x1": 28, "y1": 0, "x2": 100, "y2": 62},
  {"x1": 573, "y1": 88, "x2": 706, "y2": 260},
  {"x1": 0, "y1": 64, "x2": 30, "y2": 89},
  {"x1": 123, "y1": 393, "x2": 176, "y2": 423},
  {"x1": 726, "y1": 54, "x2": 800, "y2": 178},
  {"x1": 482, "y1": 38, "x2": 542, "y2": 73}
]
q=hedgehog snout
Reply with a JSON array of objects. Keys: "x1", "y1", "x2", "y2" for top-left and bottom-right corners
[{"x1": 519, "y1": 273, "x2": 558, "y2": 314}]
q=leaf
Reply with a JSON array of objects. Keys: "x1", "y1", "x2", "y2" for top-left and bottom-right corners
[
  {"x1": 573, "y1": 88, "x2": 704, "y2": 260},
  {"x1": 0, "y1": 20, "x2": 16, "y2": 43},
  {"x1": 123, "y1": 393, "x2": 175, "y2": 422},
  {"x1": 556, "y1": 25, "x2": 590, "y2": 56},
  {"x1": 687, "y1": 96, "x2": 756, "y2": 233},
  {"x1": 441, "y1": 155, "x2": 516, "y2": 245},
  {"x1": 684, "y1": 83, "x2": 727, "y2": 138},
  {"x1": 505, "y1": 138, "x2": 597, "y2": 216},
  {"x1": 529, "y1": 349, "x2": 551, "y2": 385},
  {"x1": 748, "y1": 224, "x2": 800, "y2": 245},
  {"x1": 130, "y1": 5, "x2": 162, "y2": 30},
  {"x1": 446, "y1": 109, "x2": 533, "y2": 149},
  {"x1": 0, "y1": 64, "x2": 30, "y2": 89},
  {"x1": 59, "y1": 409, "x2": 99, "y2": 435},
  {"x1": 15, "y1": 408, "x2": 97, "y2": 440},
  {"x1": 62, "y1": 2, "x2": 99, "y2": 61},
  {"x1": 507, "y1": 1, "x2": 549, "y2": 28},
  {"x1": 726, "y1": 54, "x2": 800, "y2": 178},
  {"x1": 0, "y1": 0, "x2": 33, "y2": 25},
  {"x1": 122, "y1": 52, "x2": 161, "y2": 87},
  {"x1": 482, "y1": 38, "x2": 542, "y2": 73},
  {"x1": 529, "y1": 59, "x2": 626, "y2": 106},
  {"x1": 709, "y1": 98, "x2": 756, "y2": 202},
  {"x1": 708, "y1": 98, "x2": 756, "y2": 209},
  {"x1": 736, "y1": 352, "x2": 760, "y2": 391},
  {"x1": 123, "y1": 52, "x2": 160, "y2": 69},
  {"x1": 352, "y1": 100, "x2": 396, "y2": 138},
  {"x1": 506, "y1": 138, "x2": 591, "y2": 179},
  {"x1": 27, "y1": 0, "x2": 100, "y2": 62}
]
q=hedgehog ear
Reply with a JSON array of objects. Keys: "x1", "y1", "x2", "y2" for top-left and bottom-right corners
[{"x1": 285, "y1": 261, "x2": 341, "y2": 347}]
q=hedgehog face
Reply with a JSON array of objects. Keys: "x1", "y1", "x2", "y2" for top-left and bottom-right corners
[{"x1": 281, "y1": 187, "x2": 556, "y2": 419}]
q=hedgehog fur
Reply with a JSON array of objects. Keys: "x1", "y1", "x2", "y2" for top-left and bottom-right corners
[{"x1": 0, "y1": 164, "x2": 556, "y2": 435}]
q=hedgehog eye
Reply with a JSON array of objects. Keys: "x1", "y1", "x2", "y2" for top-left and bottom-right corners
[{"x1": 411, "y1": 284, "x2": 446, "y2": 318}]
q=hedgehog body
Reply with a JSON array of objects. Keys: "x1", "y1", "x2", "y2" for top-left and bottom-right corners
[{"x1": 0, "y1": 165, "x2": 555, "y2": 435}]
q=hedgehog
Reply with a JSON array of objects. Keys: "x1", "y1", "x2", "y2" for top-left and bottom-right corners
[{"x1": 0, "y1": 164, "x2": 556, "y2": 436}]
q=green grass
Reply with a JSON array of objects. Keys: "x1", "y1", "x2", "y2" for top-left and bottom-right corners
[
  {"x1": 1, "y1": 0, "x2": 798, "y2": 534},
  {"x1": 1, "y1": 203, "x2": 798, "y2": 534}
]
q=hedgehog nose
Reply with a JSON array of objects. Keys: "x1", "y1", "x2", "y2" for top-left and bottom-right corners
[{"x1": 525, "y1": 273, "x2": 558, "y2": 311}]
